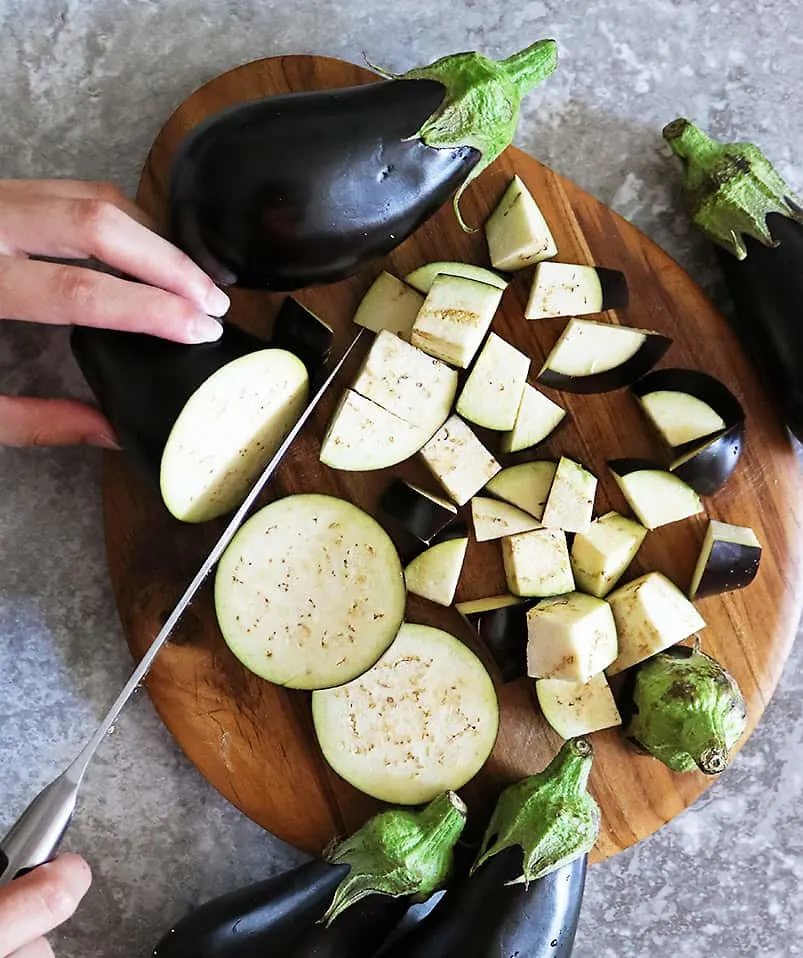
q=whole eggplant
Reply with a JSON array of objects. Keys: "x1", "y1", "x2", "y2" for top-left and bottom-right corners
[
  {"x1": 168, "y1": 41, "x2": 557, "y2": 290},
  {"x1": 663, "y1": 118, "x2": 803, "y2": 442},
  {"x1": 152, "y1": 791, "x2": 467, "y2": 958}
]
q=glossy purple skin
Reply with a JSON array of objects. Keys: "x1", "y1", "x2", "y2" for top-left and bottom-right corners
[
  {"x1": 671, "y1": 423, "x2": 745, "y2": 496},
  {"x1": 692, "y1": 537, "x2": 761, "y2": 599},
  {"x1": 538, "y1": 334, "x2": 671, "y2": 394},
  {"x1": 271, "y1": 297, "x2": 333, "y2": 374},
  {"x1": 379, "y1": 480, "x2": 458, "y2": 545}
]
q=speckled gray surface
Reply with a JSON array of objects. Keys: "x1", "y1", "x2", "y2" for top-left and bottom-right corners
[{"x1": 1, "y1": 2, "x2": 802, "y2": 956}]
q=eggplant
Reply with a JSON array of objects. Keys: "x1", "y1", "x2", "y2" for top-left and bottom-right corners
[
  {"x1": 502, "y1": 527, "x2": 575, "y2": 599},
  {"x1": 541, "y1": 456, "x2": 597, "y2": 535},
  {"x1": 663, "y1": 118, "x2": 803, "y2": 442},
  {"x1": 456, "y1": 595, "x2": 532, "y2": 683},
  {"x1": 607, "y1": 458, "x2": 703, "y2": 530},
  {"x1": 669, "y1": 423, "x2": 744, "y2": 497},
  {"x1": 379, "y1": 479, "x2": 458, "y2": 545},
  {"x1": 352, "y1": 272, "x2": 424, "y2": 340},
  {"x1": 272, "y1": 298, "x2": 334, "y2": 373},
  {"x1": 525, "y1": 262, "x2": 628, "y2": 319},
  {"x1": 168, "y1": 41, "x2": 558, "y2": 290},
  {"x1": 403, "y1": 524, "x2": 470, "y2": 607},
  {"x1": 420, "y1": 414, "x2": 501, "y2": 506},
  {"x1": 153, "y1": 791, "x2": 468, "y2": 958},
  {"x1": 537, "y1": 673, "x2": 622, "y2": 739},
  {"x1": 526, "y1": 592, "x2": 618, "y2": 683},
  {"x1": 470, "y1": 496, "x2": 542, "y2": 542},
  {"x1": 688, "y1": 519, "x2": 762, "y2": 600},
  {"x1": 485, "y1": 174, "x2": 558, "y2": 271},
  {"x1": 375, "y1": 738, "x2": 598, "y2": 958},
  {"x1": 456, "y1": 332, "x2": 531, "y2": 431},
  {"x1": 537, "y1": 319, "x2": 671, "y2": 394},
  {"x1": 485, "y1": 460, "x2": 558, "y2": 521}
]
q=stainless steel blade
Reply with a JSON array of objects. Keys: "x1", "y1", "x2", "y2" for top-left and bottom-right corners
[{"x1": 0, "y1": 328, "x2": 364, "y2": 884}]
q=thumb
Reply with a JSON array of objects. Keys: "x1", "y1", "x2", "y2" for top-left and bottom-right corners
[{"x1": 0, "y1": 396, "x2": 120, "y2": 448}]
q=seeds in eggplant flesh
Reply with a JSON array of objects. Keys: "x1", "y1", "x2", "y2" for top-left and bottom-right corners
[{"x1": 624, "y1": 644, "x2": 747, "y2": 774}]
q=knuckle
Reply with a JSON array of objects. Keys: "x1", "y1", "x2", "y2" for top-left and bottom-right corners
[
  {"x1": 89, "y1": 180, "x2": 127, "y2": 206},
  {"x1": 74, "y1": 197, "x2": 118, "y2": 243},
  {"x1": 55, "y1": 267, "x2": 95, "y2": 312},
  {"x1": 37, "y1": 872, "x2": 80, "y2": 926}
]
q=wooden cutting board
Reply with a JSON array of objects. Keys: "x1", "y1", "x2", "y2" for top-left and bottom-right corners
[{"x1": 102, "y1": 54, "x2": 803, "y2": 862}]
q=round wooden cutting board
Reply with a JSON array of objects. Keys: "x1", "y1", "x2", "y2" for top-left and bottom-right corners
[{"x1": 102, "y1": 54, "x2": 803, "y2": 862}]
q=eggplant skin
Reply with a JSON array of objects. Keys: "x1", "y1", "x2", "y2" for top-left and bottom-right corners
[
  {"x1": 375, "y1": 848, "x2": 586, "y2": 958},
  {"x1": 168, "y1": 79, "x2": 479, "y2": 290},
  {"x1": 716, "y1": 214, "x2": 803, "y2": 442},
  {"x1": 671, "y1": 423, "x2": 744, "y2": 496}
]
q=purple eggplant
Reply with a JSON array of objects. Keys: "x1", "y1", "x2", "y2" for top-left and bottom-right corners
[{"x1": 168, "y1": 42, "x2": 557, "y2": 290}]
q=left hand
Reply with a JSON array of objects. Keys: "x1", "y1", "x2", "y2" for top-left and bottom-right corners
[{"x1": 0, "y1": 178, "x2": 231, "y2": 448}]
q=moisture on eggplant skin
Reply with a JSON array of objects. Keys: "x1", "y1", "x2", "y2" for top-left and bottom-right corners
[
  {"x1": 624, "y1": 644, "x2": 747, "y2": 775},
  {"x1": 168, "y1": 41, "x2": 558, "y2": 290}
]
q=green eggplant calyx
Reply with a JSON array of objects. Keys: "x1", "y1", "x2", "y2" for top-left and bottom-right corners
[
  {"x1": 663, "y1": 117, "x2": 803, "y2": 260},
  {"x1": 368, "y1": 39, "x2": 558, "y2": 232},
  {"x1": 321, "y1": 790, "x2": 467, "y2": 925},
  {"x1": 625, "y1": 644, "x2": 747, "y2": 775},
  {"x1": 471, "y1": 738, "x2": 600, "y2": 886}
]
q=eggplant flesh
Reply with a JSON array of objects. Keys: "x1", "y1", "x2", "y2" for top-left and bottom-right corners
[
  {"x1": 375, "y1": 848, "x2": 587, "y2": 958},
  {"x1": 169, "y1": 80, "x2": 478, "y2": 290}
]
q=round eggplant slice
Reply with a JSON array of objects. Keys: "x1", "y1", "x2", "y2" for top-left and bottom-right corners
[
  {"x1": 631, "y1": 367, "x2": 745, "y2": 455},
  {"x1": 312, "y1": 623, "x2": 499, "y2": 805},
  {"x1": 214, "y1": 494, "x2": 406, "y2": 690},
  {"x1": 669, "y1": 422, "x2": 745, "y2": 496},
  {"x1": 689, "y1": 519, "x2": 762, "y2": 599}
]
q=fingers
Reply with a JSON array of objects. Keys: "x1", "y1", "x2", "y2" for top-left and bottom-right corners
[
  {"x1": 7, "y1": 938, "x2": 55, "y2": 958},
  {"x1": 0, "y1": 256, "x2": 224, "y2": 344},
  {"x1": 0, "y1": 396, "x2": 119, "y2": 449},
  {"x1": 0, "y1": 854, "x2": 91, "y2": 957},
  {"x1": 0, "y1": 179, "x2": 154, "y2": 229},
  {"x1": 0, "y1": 191, "x2": 229, "y2": 319}
]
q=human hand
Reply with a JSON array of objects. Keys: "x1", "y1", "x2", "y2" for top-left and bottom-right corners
[
  {"x1": 0, "y1": 178, "x2": 231, "y2": 447},
  {"x1": 0, "y1": 854, "x2": 91, "y2": 956}
]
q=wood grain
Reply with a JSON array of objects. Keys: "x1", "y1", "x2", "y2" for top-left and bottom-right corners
[{"x1": 101, "y1": 54, "x2": 803, "y2": 860}]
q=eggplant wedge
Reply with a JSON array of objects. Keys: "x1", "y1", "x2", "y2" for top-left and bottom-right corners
[
  {"x1": 669, "y1": 423, "x2": 744, "y2": 496},
  {"x1": 631, "y1": 367, "x2": 744, "y2": 456},
  {"x1": 71, "y1": 324, "x2": 309, "y2": 523},
  {"x1": 689, "y1": 519, "x2": 762, "y2": 599},
  {"x1": 456, "y1": 595, "x2": 532, "y2": 683},
  {"x1": 608, "y1": 458, "x2": 703, "y2": 530},
  {"x1": 537, "y1": 319, "x2": 671, "y2": 393},
  {"x1": 485, "y1": 460, "x2": 558, "y2": 520},
  {"x1": 379, "y1": 479, "x2": 458, "y2": 544},
  {"x1": 484, "y1": 174, "x2": 558, "y2": 271},
  {"x1": 168, "y1": 41, "x2": 558, "y2": 290},
  {"x1": 663, "y1": 119, "x2": 803, "y2": 442},
  {"x1": 404, "y1": 526, "x2": 469, "y2": 606},
  {"x1": 404, "y1": 261, "x2": 508, "y2": 293},
  {"x1": 352, "y1": 272, "x2": 424, "y2": 340},
  {"x1": 525, "y1": 262, "x2": 628, "y2": 319},
  {"x1": 152, "y1": 791, "x2": 467, "y2": 958}
]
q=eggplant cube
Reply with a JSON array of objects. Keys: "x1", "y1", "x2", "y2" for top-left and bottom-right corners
[
  {"x1": 411, "y1": 275, "x2": 504, "y2": 369},
  {"x1": 379, "y1": 480, "x2": 457, "y2": 545},
  {"x1": 485, "y1": 175, "x2": 558, "y2": 271},
  {"x1": 689, "y1": 519, "x2": 762, "y2": 599},
  {"x1": 420, "y1": 415, "x2": 501, "y2": 506},
  {"x1": 541, "y1": 457, "x2": 597, "y2": 534},
  {"x1": 501, "y1": 384, "x2": 566, "y2": 453},
  {"x1": 455, "y1": 332, "x2": 530, "y2": 431},
  {"x1": 609, "y1": 461, "x2": 703, "y2": 530},
  {"x1": 352, "y1": 271, "x2": 424, "y2": 340},
  {"x1": 485, "y1": 461, "x2": 558, "y2": 521},
  {"x1": 471, "y1": 496, "x2": 542, "y2": 542},
  {"x1": 501, "y1": 528, "x2": 574, "y2": 598},
  {"x1": 606, "y1": 572, "x2": 706, "y2": 675},
  {"x1": 536, "y1": 672, "x2": 622, "y2": 739},
  {"x1": 526, "y1": 592, "x2": 618, "y2": 682},
  {"x1": 570, "y1": 511, "x2": 647, "y2": 598},
  {"x1": 525, "y1": 262, "x2": 628, "y2": 320},
  {"x1": 352, "y1": 329, "x2": 457, "y2": 431}
]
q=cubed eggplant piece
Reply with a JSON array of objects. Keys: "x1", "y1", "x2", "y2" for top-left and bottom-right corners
[
  {"x1": 689, "y1": 519, "x2": 762, "y2": 599},
  {"x1": 379, "y1": 479, "x2": 458, "y2": 545}
]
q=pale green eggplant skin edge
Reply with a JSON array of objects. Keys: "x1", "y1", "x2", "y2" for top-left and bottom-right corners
[
  {"x1": 471, "y1": 737, "x2": 601, "y2": 885},
  {"x1": 663, "y1": 117, "x2": 803, "y2": 260},
  {"x1": 321, "y1": 789, "x2": 468, "y2": 924}
]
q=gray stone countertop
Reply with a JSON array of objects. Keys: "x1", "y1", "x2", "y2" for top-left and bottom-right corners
[{"x1": 1, "y1": 2, "x2": 802, "y2": 956}]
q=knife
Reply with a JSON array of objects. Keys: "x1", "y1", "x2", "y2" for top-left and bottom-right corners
[{"x1": 0, "y1": 328, "x2": 364, "y2": 886}]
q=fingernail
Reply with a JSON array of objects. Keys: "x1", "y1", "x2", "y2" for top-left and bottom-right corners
[
  {"x1": 189, "y1": 315, "x2": 224, "y2": 343},
  {"x1": 90, "y1": 432, "x2": 122, "y2": 450},
  {"x1": 205, "y1": 285, "x2": 231, "y2": 317}
]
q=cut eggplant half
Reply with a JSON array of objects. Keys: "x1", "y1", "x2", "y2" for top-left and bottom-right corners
[
  {"x1": 526, "y1": 592, "x2": 618, "y2": 682},
  {"x1": 525, "y1": 262, "x2": 628, "y2": 320},
  {"x1": 404, "y1": 533, "x2": 469, "y2": 607},
  {"x1": 669, "y1": 423, "x2": 745, "y2": 496},
  {"x1": 420, "y1": 415, "x2": 501, "y2": 505},
  {"x1": 502, "y1": 528, "x2": 574, "y2": 598},
  {"x1": 536, "y1": 672, "x2": 622, "y2": 739},
  {"x1": 457, "y1": 595, "x2": 532, "y2": 683},
  {"x1": 214, "y1": 494, "x2": 406, "y2": 690},
  {"x1": 320, "y1": 389, "x2": 430, "y2": 471},
  {"x1": 352, "y1": 271, "x2": 424, "y2": 340},
  {"x1": 379, "y1": 479, "x2": 458, "y2": 545},
  {"x1": 605, "y1": 571, "x2": 706, "y2": 675},
  {"x1": 501, "y1": 384, "x2": 566, "y2": 453},
  {"x1": 471, "y1": 496, "x2": 542, "y2": 541},
  {"x1": 159, "y1": 348, "x2": 309, "y2": 523},
  {"x1": 404, "y1": 261, "x2": 509, "y2": 294},
  {"x1": 455, "y1": 332, "x2": 530, "y2": 431},
  {"x1": 570, "y1": 511, "x2": 647, "y2": 598},
  {"x1": 411, "y1": 274, "x2": 504, "y2": 368},
  {"x1": 351, "y1": 329, "x2": 457, "y2": 435},
  {"x1": 311, "y1": 623, "x2": 499, "y2": 805},
  {"x1": 689, "y1": 519, "x2": 762, "y2": 600},
  {"x1": 484, "y1": 174, "x2": 558, "y2": 271},
  {"x1": 631, "y1": 367, "x2": 745, "y2": 454},
  {"x1": 270, "y1": 297, "x2": 334, "y2": 373},
  {"x1": 485, "y1": 460, "x2": 558, "y2": 521},
  {"x1": 537, "y1": 319, "x2": 671, "y2": 394},
  {"x1": 541, "y1": 457, "x2": 597, "y2": 534},
  {"x1": 608, "y1": 459, "x2": 703, "y2": 530}
]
